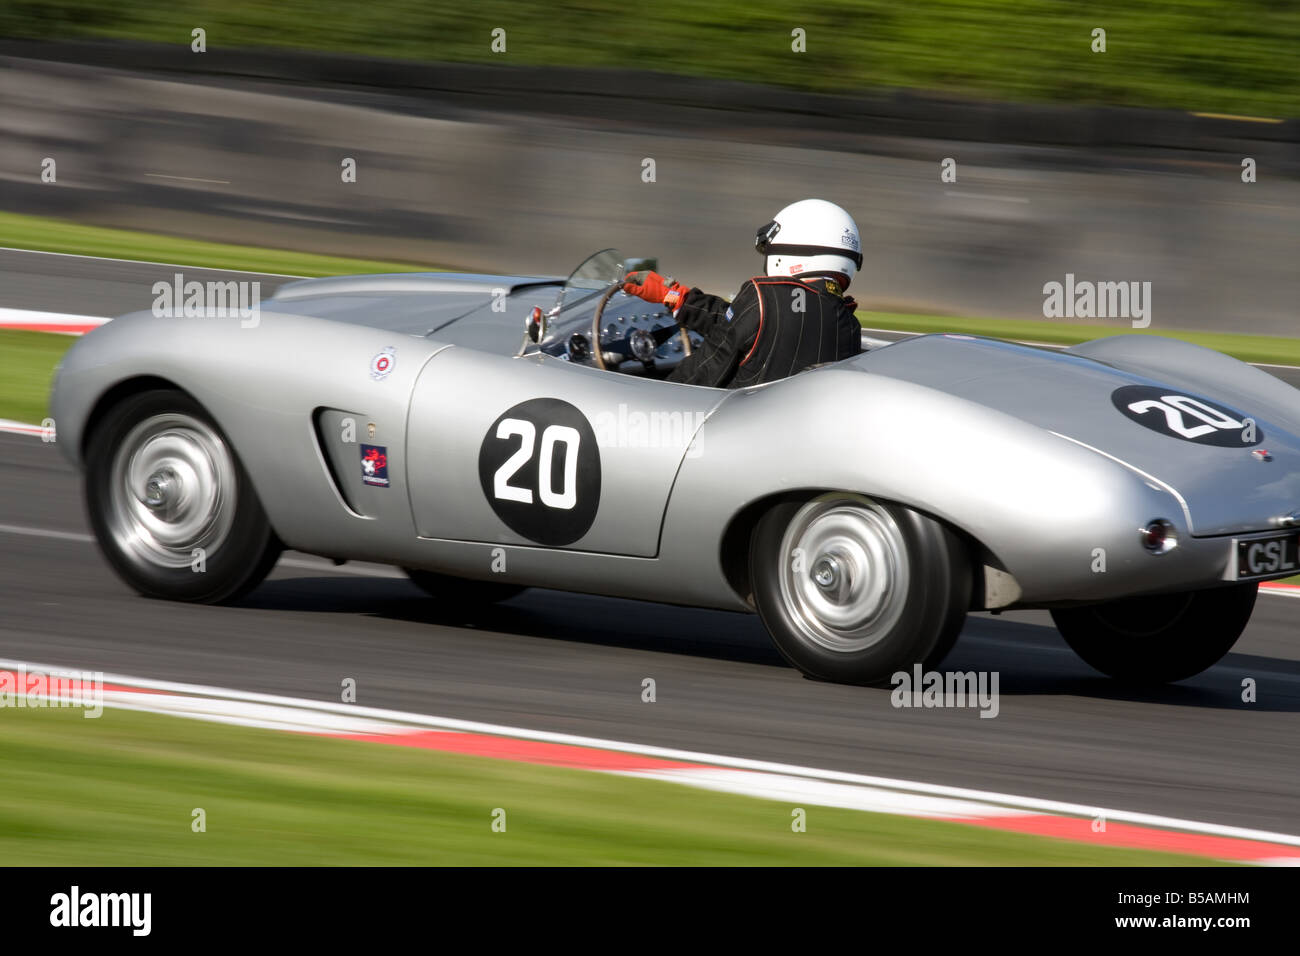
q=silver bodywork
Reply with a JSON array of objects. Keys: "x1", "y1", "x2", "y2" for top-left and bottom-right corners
[{"x1": 51, "y1": 271, "x2": 1300, "y2": 613}]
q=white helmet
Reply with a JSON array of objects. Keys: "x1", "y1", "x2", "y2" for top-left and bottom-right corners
[{"x1": 754, "y1": 199, "x2": 862, "y2": 286}]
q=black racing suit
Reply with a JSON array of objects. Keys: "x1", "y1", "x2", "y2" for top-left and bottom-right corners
[{"x1": 667, "y1": 276, "x2": 862, "y2": 388}]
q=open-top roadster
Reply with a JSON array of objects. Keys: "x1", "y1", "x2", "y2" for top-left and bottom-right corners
[{"x1": 51, "y1": 250, "x2": 1300, "y2": 684}]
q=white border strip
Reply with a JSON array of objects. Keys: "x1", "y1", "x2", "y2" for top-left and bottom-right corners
[
  {"x1": 3, "y1": 655, "x2": 1297, "y2": 850},
  {"x1": 0, "y1": 419, "x2": 53, "y2": 437},
  {"x1": 0, "y1": 307, "x2": 108, "y2": 332},
  {"x1": 0, "y1": 307, "x2": 108, "y2": 327}
]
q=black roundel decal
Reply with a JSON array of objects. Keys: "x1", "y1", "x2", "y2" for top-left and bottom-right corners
[
  {"x1": 478, "y1": 398, "x2": 601, "y2": 546},
  {"x1": 1111, "y1": 385, "x2": 1262, "y2": 446}
]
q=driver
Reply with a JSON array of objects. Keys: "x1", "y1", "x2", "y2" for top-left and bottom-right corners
[{"x1": 622, "y1": 199, "x2": 863, "y2": 388}]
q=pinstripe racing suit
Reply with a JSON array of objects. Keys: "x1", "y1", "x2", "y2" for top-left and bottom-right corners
[{"x1": 667, "y1": 276, "x2": 862, "y2": 388}]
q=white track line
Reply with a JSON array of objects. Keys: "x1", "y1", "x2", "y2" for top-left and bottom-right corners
[
  {"x1": 0, "y1": 522, "x2": 93, "y2": 543},
  {"x1": 0, "y1": 247, "x2": 306, "y2": 278},
  {"x1": 0, "y1": 307, "x2": 108, "y2": 333},
  {"x1": 98, "y1": 690, "x2": 416, "y2": 735},
  {"x1": 618, "y1": 767, "x2": 1033, "y2": 819},
  {"x1": 0, "y1": 522, "x2": 404, "y2": 579},
  {"x1": 943, "y1": 190, "x2": 1031, "y2": 204},
  {"x1": 859, "y1": 326, "x2": 1300, "y2": 371},
  {"x1": 143, "y1": 173, "x2": 231, "y2": 185},
  {"x1": 0, "y1": 517, "x2": 1295, "y2": 598},
  {"x1": 3, "y1": 655, "x2": 1297, "y2": 851},
  {"x1": 6, "y1": 304, "x2": 1297, "y2": 370},
  {"x1": 0, "y1": 419, "x2": 54, "y2": 437}
]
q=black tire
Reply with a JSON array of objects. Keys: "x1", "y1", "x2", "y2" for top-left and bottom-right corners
[
  {"x1": 1051, "y1": 583, "x2": 1257, "y2": 683},
  {"x1": 403, "y1": 567, "x2": 526, "y2": 605},
  {"x1": 85, "y1": 389, "x2": 281, "y2": 604},
  {"x1": 750, "y1": 493, "x2": 970, "y2": 685}
]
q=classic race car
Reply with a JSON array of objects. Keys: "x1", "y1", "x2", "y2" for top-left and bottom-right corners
[{"x1": 50, "y1": 250, "x2": 1300, "y2": 685}]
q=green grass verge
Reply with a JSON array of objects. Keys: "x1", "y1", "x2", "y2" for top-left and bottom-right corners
[
  {"x1": 0, "y1": 330, "x2": 73, "y2": 426},
  {"x1": 0, "y1": 706, "x2": 1219, "y2": 865},
  {"x1": 1, "y1": 213, "x2": 1297, "y2": 425},
  {"x1": 861, "y1": 312, "x2": 1300, "y2": 368},
  {"x1": 0, "y1": 211, "x2": 431, "y2": 278},
  {"x1": 1, "y1": 2, "x2": 1297, "y2": 116},
  {"x1": 4, "y1": 309, "x2": 1300, "y2": 427}
]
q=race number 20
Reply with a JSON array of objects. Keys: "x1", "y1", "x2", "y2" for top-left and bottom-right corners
[
  {"x1": 492, "y1": 419, "x2": 581, "y2": 510},
  {"x1": 478, "y1": 399, "x2": 601, "y2": 545},
  {"x1": 1111, "y1": 386, "x2": 1261, "y2": 447}
]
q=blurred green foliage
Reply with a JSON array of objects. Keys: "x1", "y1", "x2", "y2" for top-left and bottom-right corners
[
  {"x1": 1, "y1": 0, "x2": 1296, "y2": 116},
  {"x1": 0, "y1": 706, "x2": 1221, "y2": 864}
]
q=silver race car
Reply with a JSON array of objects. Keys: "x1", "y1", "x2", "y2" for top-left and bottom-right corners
[{"x1": 50, "y1": 250, "x2": 1300, "y2": 685}]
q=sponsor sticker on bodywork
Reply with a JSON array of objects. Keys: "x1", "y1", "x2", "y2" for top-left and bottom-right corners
[
  {"x1": 361, "y1": 444, "x2": 390, "y2": 487},
  {"x1": 370, "y1": 346, "x2": 396, "y2": 381}
]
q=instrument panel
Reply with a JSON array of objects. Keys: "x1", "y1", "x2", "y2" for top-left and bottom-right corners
[{"x1": 542, "y1": 292, "x2": 701, "y2": 375}]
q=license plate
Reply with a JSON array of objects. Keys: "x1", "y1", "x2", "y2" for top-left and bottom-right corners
[{"x1": 1235, "y1": 533, "x2": 1300, "y2": 580}]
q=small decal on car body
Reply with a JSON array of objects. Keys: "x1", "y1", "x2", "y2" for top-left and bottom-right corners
[
  {"x1": 370, "y1": 347, "x2": 396, "y2": 381},
  {"x1": 361, "y1": 444, "x2": 390, "y2": 486}
]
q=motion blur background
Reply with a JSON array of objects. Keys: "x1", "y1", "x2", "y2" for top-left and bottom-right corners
[
  {"x1": 1, "y1": 1, "x2": 1297, "y2": 330},
  {"x1": 2, "y1": 2, "x2": 1300, "y2": 868}
]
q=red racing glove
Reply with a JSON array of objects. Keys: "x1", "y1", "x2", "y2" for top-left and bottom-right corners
[{"x1": 623, "y1": 271, "x2": 691, "y2": 310}]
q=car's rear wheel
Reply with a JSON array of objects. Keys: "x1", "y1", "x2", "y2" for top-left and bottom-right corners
[
  {"x1": 1050, "y1": 583, "x2": 1257, "y2": 683},
  {"x1": 85, "y1": 389, "x2": 281, "y2": 603},
  {"x1": 403, "y1": 568, "x2": 526, "y2": 605},
  {"x1": 750, "y1": 493, "x2": 970, "y2": 685}
]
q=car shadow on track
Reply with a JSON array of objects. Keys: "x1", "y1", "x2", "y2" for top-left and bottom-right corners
[
  {"x1": 242, "y1": 575, "x2": 789, "y2": 668},
  {"x1": 240, "y1": 576, "x2": 1300, "y2": 711},
  {"x1": 949, "y1": 615, "x2": 1300, "y2": 712}
]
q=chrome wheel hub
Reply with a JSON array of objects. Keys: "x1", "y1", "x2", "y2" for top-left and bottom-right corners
[
  {"x1": 777, "y1": 495, "x2": 910, "y2": 653},
  {"x1": 812, "y1": 555, "x2": 840, "y2": 590},
  {"x1": 107, "y1": 413, "x2": 236, "y2": 569},
  {"x1": 144, "y1": 469, "x2": 178, "y2": 511}
]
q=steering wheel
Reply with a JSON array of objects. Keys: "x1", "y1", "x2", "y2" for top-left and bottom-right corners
[{"x1": 590, "y1": 283, "x2": 692, "y2": 371}]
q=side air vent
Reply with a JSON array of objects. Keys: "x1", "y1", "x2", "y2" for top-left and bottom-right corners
[{"x1": 311, "y1": 407, "x2": 385, "y2": 518}]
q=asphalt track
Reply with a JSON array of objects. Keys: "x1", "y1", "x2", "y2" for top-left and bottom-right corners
[
  {"x1": 0, "y1": 248, "x2": 299, "y2": 317},
  {"x1": 1, "y1": 253, "x2": 1298, "y2": 837}
]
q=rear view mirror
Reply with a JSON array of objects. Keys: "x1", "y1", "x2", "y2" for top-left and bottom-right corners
[{"x1": 526, "y1": 305, "x2": 546, "y2": 343}]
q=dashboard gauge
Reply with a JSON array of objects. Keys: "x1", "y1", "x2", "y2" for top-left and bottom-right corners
[
  {"x1": 629, "y1": 328, "x2": 656, "y2": 363},
  {"x1": 566, "y1": 333, "x2": 590, "y2": 361}
]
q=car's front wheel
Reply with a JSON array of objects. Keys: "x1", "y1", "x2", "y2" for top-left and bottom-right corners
[
  {"x1": 1050, "y1": 583, "x2": 1257, "y2": 683},
  {"x1": 85, "y1": 389, "x2": 281, "y2": 603},
  {"x1": 750, "y1": 493, "x2": 971, "y2": 685}
]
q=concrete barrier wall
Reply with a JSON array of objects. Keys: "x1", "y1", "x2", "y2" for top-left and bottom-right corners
[{"x1": 1, "y1": 50, "x2": 1296, "y2": 334}]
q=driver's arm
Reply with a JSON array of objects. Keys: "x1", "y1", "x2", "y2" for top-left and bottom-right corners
[
  {"x1": 671, "y1": 289, "x2": 734, "y2": 336},
  {"x1": 667, "y1": 281, "x2": 761, "y2": 388}
]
